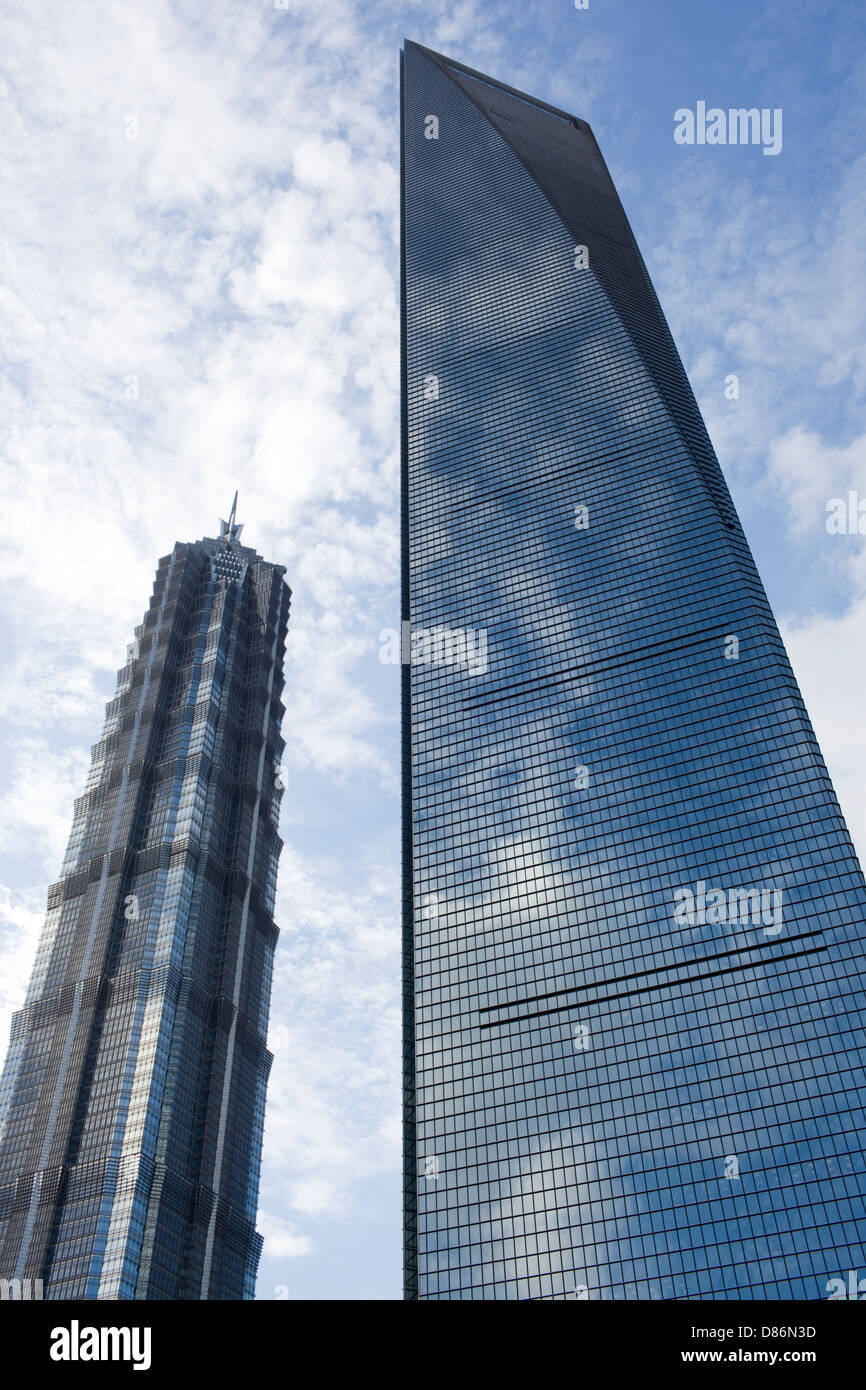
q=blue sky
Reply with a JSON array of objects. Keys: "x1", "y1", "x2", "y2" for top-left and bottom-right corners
[{"x1": 0, "y1": 0, "x2": 864, "y2": 1301}]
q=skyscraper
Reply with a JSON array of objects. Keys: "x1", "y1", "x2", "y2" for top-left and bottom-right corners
[
  {"x1": 400, "y1": 41, "x2": 866, "y2": 1301},
  {"x1": 0, "y1": 500, "x2": 290, "y2": 1300}
]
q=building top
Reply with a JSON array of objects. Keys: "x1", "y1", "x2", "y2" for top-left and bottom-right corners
[{"x1": 219, "y1": 490, "x2": 244, "y2": 544}]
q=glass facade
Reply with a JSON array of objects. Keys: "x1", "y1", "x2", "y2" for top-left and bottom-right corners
[
  {"x1": 401, "y1": 41, "x2": 866, "y2": 1300},
  {"x1": 0, "y1": 511, "x2": 290, "y2": 1299}
]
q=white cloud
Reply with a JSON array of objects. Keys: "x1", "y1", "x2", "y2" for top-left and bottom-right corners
[
  {"x1": 782, "y1": 598, "x2": 866, "y2": 857},
  {"x1": 261, "y1": 844, "x2": 400, "y2": 1225},
  {"x1": 257, "y1": 1212, "x2": 313, "y2": 1260},
  {"x1": 0, "y1": 886, "x2": 46, "y2": 1057},
  {"x1": 767, "y1": 427, "x2": 866, "y2": 537},
  {"x1": 0, "y1": 740, "x2": 91, "y2": 879},
  {"x1": 648, "y1": 151, "x2": 866, "y2": 508}
]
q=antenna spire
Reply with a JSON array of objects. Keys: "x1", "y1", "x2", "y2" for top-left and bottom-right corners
[{"x1": 219, "y1": 490, "x2": 243, "y2": 543}]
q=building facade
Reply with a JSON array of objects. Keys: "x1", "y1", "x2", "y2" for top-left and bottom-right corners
[
  {"x1": 0, "y1": 502, "x2": 290, "y2": 1299},
  {"x1": 401, "y1": 41, "x2": 866, "y2": 1300}
]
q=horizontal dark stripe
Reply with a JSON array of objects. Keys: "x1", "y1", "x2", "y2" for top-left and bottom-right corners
[
  {"x1": 478, "y1": 944, "x2": 828, "y2": 1028},
  {"x1": 480, "y1": 930, "x2": 824, "y2": 1016}
]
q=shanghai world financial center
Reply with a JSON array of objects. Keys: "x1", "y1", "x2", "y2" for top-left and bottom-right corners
[
  {"x1": 400, "y1": 42, "x2": 866, "y2": 1301},
  {"x1": 1, "y1": 39, "x2": 865, "y2": 1305}
]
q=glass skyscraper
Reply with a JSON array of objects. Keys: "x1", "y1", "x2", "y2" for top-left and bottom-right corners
[
  {"x1": 400, "y1": 41, "x2": 866, "y2": 1300},
  {"x1": 0, "y1": 500, "x2": 290, "y2": 1300}
]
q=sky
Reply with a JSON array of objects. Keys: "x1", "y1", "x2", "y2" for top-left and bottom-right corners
[{"x1": 0, "y1": 0, "x2": 864, "y2": 1301}]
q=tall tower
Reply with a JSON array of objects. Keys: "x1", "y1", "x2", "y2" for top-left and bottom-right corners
[
  {"x1": 400, "y1": 41, "x2": 866, "y2": 1300},
  {"x1": 0, "y1": 501, "x2": 290, "y2": 1299}
]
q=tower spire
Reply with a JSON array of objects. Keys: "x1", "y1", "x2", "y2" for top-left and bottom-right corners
[{"x1": 219, "y1": 490, "x2": 243, "y2": 542}]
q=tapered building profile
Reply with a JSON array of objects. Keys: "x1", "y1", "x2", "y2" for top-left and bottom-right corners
[
  {"x1": 0, "y1": 500, "x2": 290, "y2": 1299},
  {"x1": 401, "y1": 42, "x2": 866, "y2": 1300}
]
